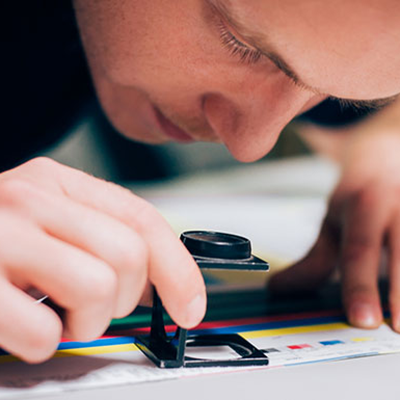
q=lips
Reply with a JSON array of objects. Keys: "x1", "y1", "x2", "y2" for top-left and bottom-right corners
[{"x1": 153, "y1": 107, "x2": 194, "y2": 143}]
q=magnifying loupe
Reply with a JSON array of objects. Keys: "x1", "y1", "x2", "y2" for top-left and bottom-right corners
[
  {"x1": 135, "y1": 230, "x2": 269, "y2": 368},
  {"x1": 181, "y1": 230, "x2": 268, "y2": 270}
]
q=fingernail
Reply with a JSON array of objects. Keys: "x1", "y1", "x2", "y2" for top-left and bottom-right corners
[
  {"x1": 184, "y1": 294, "x2": 206, "y2": 329},
  {"x1": 349, "y1": 303, "x2": 378, "y2": 328}
]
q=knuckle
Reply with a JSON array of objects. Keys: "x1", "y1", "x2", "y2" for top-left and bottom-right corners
[
  {"x1": 0, "y1": 179, "x2": 38, "y2": 206},
  {"x1": 84, "y1": 264, "x2": 118, "y2": 304},
  {"x1": 26, "y1": 156, "x2": 59, "y2": 171},
  {"x1": 113, "y1": 186, "x2": 167, "y2": 233},
  {"x1": 117, "y1": 233, "x2": 149, "y2": 272},
  {"x1": 125, "y1": 198, "x2": 161, "y2": 230}
]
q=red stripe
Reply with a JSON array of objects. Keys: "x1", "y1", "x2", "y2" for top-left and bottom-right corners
[{"x1": 288, "y1": 344, "x2": 312, "y2": 349}]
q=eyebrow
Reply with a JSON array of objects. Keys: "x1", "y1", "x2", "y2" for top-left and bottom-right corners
[{"x1": 208, "y1": 0, "x2": 398, "y2": 111}]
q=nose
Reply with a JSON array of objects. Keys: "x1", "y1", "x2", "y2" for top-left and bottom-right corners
[{"x1": 202, "y1": 77, "x2": 315, "y2": 162}]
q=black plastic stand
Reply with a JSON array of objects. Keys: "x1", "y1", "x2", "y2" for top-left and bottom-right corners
[
  {"x1": 135, "y1": 290, "x2": 269, "y2": 368},
  {"x1": 135, "y1": 231, "x2": 270, "y2": 368}
]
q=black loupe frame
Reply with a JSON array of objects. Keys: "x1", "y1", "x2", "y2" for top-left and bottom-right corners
[{"x1": 135, "y1": 230, "x2": 269, "y2": 368}]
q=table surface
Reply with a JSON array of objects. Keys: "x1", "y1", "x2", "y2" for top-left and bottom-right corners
[{"x1": 43, "y1": 351, "x2": 400, "y2": 400}]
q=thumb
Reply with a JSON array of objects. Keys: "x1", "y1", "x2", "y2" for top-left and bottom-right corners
[{"x1": 268, "y1": 218, "x2": 339, "y2": 295}]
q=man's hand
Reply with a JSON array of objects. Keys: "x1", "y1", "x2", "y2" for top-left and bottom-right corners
[
  {"x1": 270, "y1": 130, "x2": 400, "y2": 332},
  {"x1": 0, "y1": 158, "x2": 206, "y2": 363}
]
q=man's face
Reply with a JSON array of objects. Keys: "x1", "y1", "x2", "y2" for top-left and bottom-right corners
[{"x1": 74, "y1": 0, "x2": 400, "y2": 162}]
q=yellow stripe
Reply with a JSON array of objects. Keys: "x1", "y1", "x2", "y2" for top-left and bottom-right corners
[
  {"x1": 55, "y1": 343, "x2": 138, "y2": 358},
  {"x1": 241, "y1": 322, "x2": 350, "y2": 339},
  {"x1": 351, "y1": 337, "x2": 374, "y2": 342},
  {"x1": 0, "y1": 344, "x2": 139, "y2": 364}
]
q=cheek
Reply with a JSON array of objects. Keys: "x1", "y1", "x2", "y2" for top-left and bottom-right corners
[
  {"x1": 75, "y1": 0, "x2": 152, "y2": 85},
  {"x1": 76, "y1": 0, "x2": 207, "y2": 89}
]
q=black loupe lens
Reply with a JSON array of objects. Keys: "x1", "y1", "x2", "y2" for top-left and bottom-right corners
[{"x1": 180, "y1": 230, "x2": 251, "y2": 260}]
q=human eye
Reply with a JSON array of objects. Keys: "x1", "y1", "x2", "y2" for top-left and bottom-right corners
[
  {"x1": 209, "y1": 3, "x2": 312, "y2": 93},
  {"x1": 217, "y1": 20, "x2": 262, "y2": 64}
]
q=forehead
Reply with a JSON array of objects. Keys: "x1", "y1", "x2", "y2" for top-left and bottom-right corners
[{"x1": 221, "y1": 0, "x2": 400, "y2": 99}]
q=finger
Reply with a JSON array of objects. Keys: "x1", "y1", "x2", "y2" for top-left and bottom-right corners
[
  {"x1": 388, "y1": 212, "x2": 400, "y2": 332},
  {"x1": 0, "y1": 279, "x2": 62, "y2": 363},
  {"x1": 19, "y1": 158, "x2": 206, "y2": 329},
  {"x1": 0, "y1": 179, "x2": 149, "y2": 318},
  {"x1": 340, "y1": 190, "x2": 389, "y2": 329},
  {"x1": 0, "y1": 213, "x2": 117, "y2": 341},
  {"x1": 269, "y1": 218, "x2": 338, "y2": 295}
]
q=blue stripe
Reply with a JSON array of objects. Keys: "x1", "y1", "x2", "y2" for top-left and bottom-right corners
[
  {"x1": 57, "y1": 336, "x2": 136, "y2": 350},
  {"x1": 320, "y1": 340, "x2": 344, "y2": 346}
]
